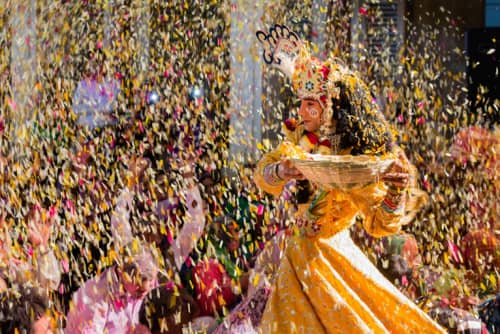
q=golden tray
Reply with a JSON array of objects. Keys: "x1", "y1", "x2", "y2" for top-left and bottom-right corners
[{"x1": 291, "y1": 154, "x2": 394, "y2": 190}]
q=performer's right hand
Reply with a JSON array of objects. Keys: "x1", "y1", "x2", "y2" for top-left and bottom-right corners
[{"x1": 277, "y1": 159, "x2": 305, "y2": 181}]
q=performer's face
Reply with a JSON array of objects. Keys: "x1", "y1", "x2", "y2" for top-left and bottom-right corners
[{"x1": 298, "y1": 99, "x2": 323, "y2": 132}]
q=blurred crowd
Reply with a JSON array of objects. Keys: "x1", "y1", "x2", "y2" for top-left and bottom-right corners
[
  {"x1": 0, "y1": 49, "x2": 498, "y2": 332},
  {"x1": 0, "y1": 2, "x2": 498, "y2": 334}
]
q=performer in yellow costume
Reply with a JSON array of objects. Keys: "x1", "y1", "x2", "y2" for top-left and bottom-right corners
[{"x1": 254, "y1": 25, "x2": 445, "y2": 334}]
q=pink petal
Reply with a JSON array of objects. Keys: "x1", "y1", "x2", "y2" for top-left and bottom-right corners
[
  {"x1": 49, "y1": 206, "x2": 57, "y2": 218},
  {"x1": 61, "y1": 258, "x2": 69, "y2": 273},
  {"x1": 447, "y1": 240, "x2": 461, "y2": 263},
  {"x1": 257, "y1": 204, "x2": 264, "y2": 216}
]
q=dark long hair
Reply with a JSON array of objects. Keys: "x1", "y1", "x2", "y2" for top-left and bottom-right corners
[{"x1": 330, "y1": 78, "x2": 393, "y2": 156}]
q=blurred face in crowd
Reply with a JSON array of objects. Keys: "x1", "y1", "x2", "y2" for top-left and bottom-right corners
[
  {"x1": 298, "y1": 98, "x2": 323, "y2": 132},
  {"x1": 31, "y1": 313, "x2": 54, "y2": 334},
  {"x1": 120, "y1": 264, "x2": 158, "y2": 299}
]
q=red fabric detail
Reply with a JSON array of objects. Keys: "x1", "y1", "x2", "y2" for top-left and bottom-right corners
[
  {"x1": 284, "y1": 118, "x2": 298, "y2": 131},
  {"x1": 319, "y1": 94, "x2": 328, "y2": 106},
  {"x1": 305, "y1": 131, "x2": 331, "y2": 148},
  {"x1": 320, "y1": 65, "x2": 330, "y2": 79},
  {"x1": 319, "y1": 139, "x2": 331, "y2": 147},
  {"x1": 461, "y1": 229, "x2": 498, "y2": 272},
  {"x1": 192, "y1": 258, "x2": 237, "y2": 317}
]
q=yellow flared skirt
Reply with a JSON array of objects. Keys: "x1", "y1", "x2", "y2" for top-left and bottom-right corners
[{"x1": 259, "y1": 230, "x2": 445, "y2": 334}]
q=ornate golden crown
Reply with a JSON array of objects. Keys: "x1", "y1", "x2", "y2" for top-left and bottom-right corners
[
  {"x1": 257, "y1": 24, "x2": 384, "y2": 146},
  {"x1": 256, "y1": 24, "x2": 344, "y2": 110},
  {"x1": 292, "y1": 55, "x2": 332, "y2": 109}
]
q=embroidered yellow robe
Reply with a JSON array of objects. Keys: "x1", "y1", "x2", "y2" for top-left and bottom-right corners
[{"x1": 254, "y1": 124, "x2": 445, "y2": 334}]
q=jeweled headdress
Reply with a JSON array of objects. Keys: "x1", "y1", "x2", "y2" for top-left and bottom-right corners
[
  {"x1": 257, "y1": 24, "x2": 391, "y2": 155},
  {"x1": 256, "y1": 24, "x2": 341, "y2": 109},
  {"x1": 256, "y1": 24, "x2": 346, "y2": 136}
]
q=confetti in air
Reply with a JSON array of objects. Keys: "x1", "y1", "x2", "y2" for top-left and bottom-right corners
[{"x1": 0, "y1": 1, "x2": 497, "y2": 332}]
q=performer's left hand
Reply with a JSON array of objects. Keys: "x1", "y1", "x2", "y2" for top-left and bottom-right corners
[{"x1": 381, "y1": 152, "x2": 410, "y2": 189}]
